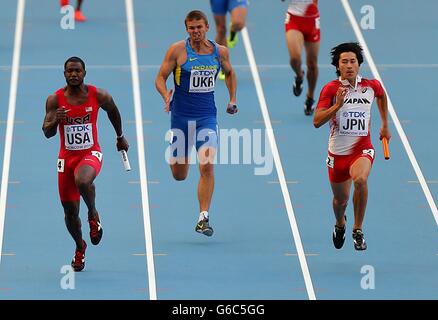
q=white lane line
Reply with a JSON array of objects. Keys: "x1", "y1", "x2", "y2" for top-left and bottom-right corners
[
  {"x1": 241, "y1": 27, "x2": 316, "y2": 300},
  {"x1": 341, "y1": 0, "x2": 438, "y2": 226},
  {"x1": 125, "y1": 0, "x2": 157, "y2": 300},
  {"x1": 285, "y1": 253, "x2": 319, "y2": 257},
  {"x1": 0, "y1": 0, "x2": 25, "y2": 266}
]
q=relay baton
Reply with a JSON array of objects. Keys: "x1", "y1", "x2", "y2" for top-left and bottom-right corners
[
  {"x1": 382, "y1": 137, "x2": 390, "y2": 160},
  {"x1": 120, "y1": 150, "x2": 131, "y2": 171}
]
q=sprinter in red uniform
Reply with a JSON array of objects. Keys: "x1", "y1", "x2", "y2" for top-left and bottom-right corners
[
  {"x1": 313, "y1": 43, "x2": 391, "y2": 251},
  {"x1": 42, "y1": 57, "x2": 129, "y2": 271},
  {"x1": 283, "y1": 0, "x2": 320, "y2": 115}
]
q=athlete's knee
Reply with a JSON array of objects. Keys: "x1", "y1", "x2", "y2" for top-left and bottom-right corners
[
  {"x1": 63, "y1": 206, "x2": 79, "y2": 219},
  {"x1": 216, "y1": 24, "x2": 226, "y2": 38},
  {"x1": 306, "y1": 60, "x2": 318, "y2": 73},
  {"x1": 333, "y1": 197, "x2": 348, "y2": 208},
  {"x1": 353, "y1": 176, "x2": 368, "y2": 189},
  {"x1": 290, "y1": 57, "x2": 301, "y2": 68},
  {"x1": 231, "y1": 20, "x2": 245, "y2": 32},
  {"x1": 75, "y1": 175, "x2": 93, "y2": 191},
  {"x1": 199, "y1": 163, "x2": 214, "y2": 177},
  {"x1": 172, "y1": 171, "x2": 188, "y2": 181}
]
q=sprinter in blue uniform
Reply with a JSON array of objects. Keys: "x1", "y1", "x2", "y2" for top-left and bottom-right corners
[{"x1": 155, "y1": 10, "x2": 238, "y2": 237}]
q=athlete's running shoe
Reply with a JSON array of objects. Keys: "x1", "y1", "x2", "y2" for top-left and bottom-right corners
[
  {"x1": 75, "y1": 10, "x2": 86, "y2": 22},
  {"x1": 60, "y1": 0, "x2": 69, "y2": 7},
  {"x1": 88, "y1": 215, "x2": 103, "y2": 245},
  {"x1": 333, "y1": 224, "x2": 346, "y2": 249},
  {"x1": 304, "y1": 96, "x2": 315, "y2": 116},
  {"x1": 352, "y1": 229, "x2": 367, "y2": 251},
  {"x1": 195, "y1": 218, "x2": 214, "y2": 237},
  {"x1": 293, "y1": 73, "x2": 304, "y2": 96},
  {"x1": 71, "y1": 240, "x2": 87, "y2": 272},
  {"x1": 218, "y1": 70, "x2": 225, "y2": 81},
  {"x1": 227, "y1": 29, "x2": 238, "y2": 48}
]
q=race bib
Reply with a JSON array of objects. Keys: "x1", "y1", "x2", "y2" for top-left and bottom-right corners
[
  {"x1": 57, "y1": 159, "x2": 65, "y2": 172},
  {"x1": 315, "y1": 17, "x2": 320, "y2": 29},
  {"x1": 91, "y1": 150, "x2": 103, "y2": 162},
  {"x1": 64, "y1": 124, "x2": 94, "y2": 150},
  {"x1": 362, "y1": 149, "x2": 375, "y2": 159},
  {"x1": 326, "y1": 155, "x2": 334, "y2": 168},
  {"x1": 339, "y1": 110, "x2": 369, "y2": 136},
  {"x1": 189, "y1": 69, "x2": 216, "y2": 93}
]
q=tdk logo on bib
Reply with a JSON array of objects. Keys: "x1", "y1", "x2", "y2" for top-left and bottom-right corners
[
  {"x1": 189, "y1": 69, "x2": 216, "y2": 93},
  {"x1": 65, "y1": 124, "x2": 94, "y2": 150},
  {"x1": 339, "y1": 110, "x2": 369, "y2": 136}
]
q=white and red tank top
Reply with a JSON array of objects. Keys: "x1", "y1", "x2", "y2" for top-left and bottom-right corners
[
  {"x1": 55, "y1": 85, "x2": 101, "y2": 156},
  {"x1": 316, "y1": 76, "x2": 385, "y2": 155},
  {"x1": 288, "y1": 0, "x2": 319, "y2": 17}
]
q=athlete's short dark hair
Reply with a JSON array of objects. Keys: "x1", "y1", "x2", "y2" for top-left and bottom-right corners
[
  {"x1": 185, "y1": 10, "x2": 209, "y2": 27},
  {"x1": 331, "y1": 42, "x2": 364, "y2": 76},
  {"x1": 64, "y1": 56, "x2": 86, "y2": 70}
]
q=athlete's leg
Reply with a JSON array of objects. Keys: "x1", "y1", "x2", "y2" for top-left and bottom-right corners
[
  {"x1": 169, "y1": 120, "x2": 192, "y2": 181},
  {"x1": 76, "y1": 0, "x2": 83, "y2": 10},
  {"x1": 74, "y1": 161, "x2": 103, "y2": 245},
  {"x1": 61, "y1": 200, "x2": 85, "y2": 250},
  {"x1": 304, "y1": 40, "x2": 319, "y2": 100},
  {"x1": 59, "y1": 157, "x2": 85, "y2": 250},
  {"x1": 75, "y1": 164, "x2": 99, "y2": 219},
  {"x1": 286, "y1": 29, "x2": 305, "y2": 78},
  {"x1": 229, "y1": 6, "x2": 247, "y2": 38},
  {"x1": 170, "y1": 160, "x2": 190, "y2": 181},
  {"x1": 213, "y1": 15, "x2": 227, "y2": 47},
  {"x1": 330, "y1": 180, "x2": 351, "y2": 228},
  {"x1": 197, "y1": 147, "x2": 216, "y2": 212},
  {"x1": 75, "y1": 0, "x2": 86, "y2": 21},
  {"x1": 349, "y1": 157, "x2": 372, "y2": 230}
]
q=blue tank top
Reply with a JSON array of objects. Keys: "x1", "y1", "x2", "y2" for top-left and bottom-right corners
[{"x1": 171, "y1": 39, "x2": 221, "y2": 118}]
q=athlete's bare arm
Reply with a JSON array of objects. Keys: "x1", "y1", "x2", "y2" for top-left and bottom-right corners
[
  {"x1": 42, "y1": 94, "x2": 62, "y2": 138},
  {"x1": 155, "y1": 41, "x2": 185, "y2": 112},
  {"x1": 97, "y1": 88, "x2": 129, "y2": 151},
  {"x1": 313, "y1": 87, "x2": 348, "y2": 128},
  {"x1": 218, "y1": 45, "x2": 237, "y2": 106},
  {"x1": 375, "y1": 90, "x2": 391, "y2": 141}
]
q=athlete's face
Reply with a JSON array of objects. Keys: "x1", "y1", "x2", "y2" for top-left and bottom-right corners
[
  {"x1": 186, "y1": 19, "x2": 209, "y2": 43},
  {"x1": 64, "y1": 62, "x2": 86, "y2": 87},
  {"x1": 338, "y1": 52, "x2": 359, "y2": 82}
]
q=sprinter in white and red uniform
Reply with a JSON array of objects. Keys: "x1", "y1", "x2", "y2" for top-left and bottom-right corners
[
  {"x1": 313, "y1": 43, "x2": 391, "y2": 251},
  {"x1": 43, "y1": 57, "x2": 129, "y2": 271},
  {"x1": 283, "y1": 0, "x2": 320, "y2": 115}
]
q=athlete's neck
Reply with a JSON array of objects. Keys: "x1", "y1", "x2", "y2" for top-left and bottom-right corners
[
  {"x1": 341, "y1": 77, "x2": 356, "y2": 87},
  {"x1": 190, "y1": 39, "x2": 209, "y2": 53},
  {"x1": 66, "y1": 83, "x2": 87, "y2": 95}
]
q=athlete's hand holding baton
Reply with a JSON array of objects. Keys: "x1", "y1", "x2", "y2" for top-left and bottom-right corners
[
  {"x1": 116, "y1": 134, "x2": 130, "y2": 171},
  {"x1": 382, "y1": 137, "x2": 390, "y2": 160},
  {"x1": 380, "y1": 126, "x2": 391, "y2": 160}
]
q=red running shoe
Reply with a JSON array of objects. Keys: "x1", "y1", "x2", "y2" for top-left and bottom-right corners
[
  {"x1": 60, "y1": 0, "x2": 69, "y2": 7},
  {"x1": 75, "y1": 10, "x2": 87, "y2": 22},
  {"x1": 71, "y1": 240, "x2": 87, "y2": 272},
  {"x1": 88, "y1": 215, "x2": 103, "y2": 245}
]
